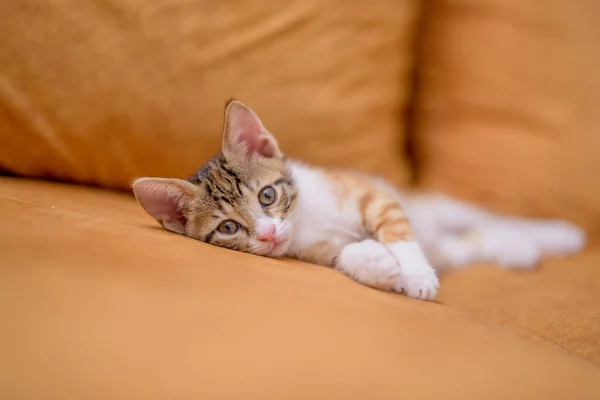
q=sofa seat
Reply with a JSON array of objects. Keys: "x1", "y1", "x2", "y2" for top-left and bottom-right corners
[{"x1": 1, "y1": 177, "x2": 599, "y2": 399}]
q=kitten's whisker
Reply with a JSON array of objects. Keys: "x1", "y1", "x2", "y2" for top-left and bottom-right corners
[
  {"x1": 285, "y1": 208, "x2": 303, "y2": 219},
  {"x1": 298, "y1": 214, "x2": 363, "y2": 240},
  {"x1": 322, "y1": 224, "x2": 363, "y2": 239},
  {"x1": 286, "y1": 203, "x2": 311, "y2": 218}
]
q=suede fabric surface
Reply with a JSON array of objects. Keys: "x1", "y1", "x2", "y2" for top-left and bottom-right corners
[
  {"x1": 0, "y1": 0, "x2": 416, "y2": 189},
  {"x1": 413, "y1": 0, "x2": 600, "y2": 232},
  {"x1": 1, "y1": 177, "x2": 599, "y2": 399}
]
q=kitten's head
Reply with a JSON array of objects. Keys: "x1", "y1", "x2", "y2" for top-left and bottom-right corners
[{"x1": 132, "y1": 100, "x2": 298, "y2": 257}]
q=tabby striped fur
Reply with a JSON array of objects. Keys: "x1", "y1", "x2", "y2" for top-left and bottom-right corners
[
  {"x1": 133, "y1": 100, "x2": 588, "y2": 302},
  {"x1": 132, "y1": 100, "x2": 435, "y2": 301}
]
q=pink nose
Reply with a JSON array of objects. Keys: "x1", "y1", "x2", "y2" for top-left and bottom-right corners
[{"x1": 257, "y1": 225, "x2": 276, "y2": 242}]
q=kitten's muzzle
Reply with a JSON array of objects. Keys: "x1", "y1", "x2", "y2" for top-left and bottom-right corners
[{"x1": 257, "y1": 225, "x2": 277, "y2": 243}]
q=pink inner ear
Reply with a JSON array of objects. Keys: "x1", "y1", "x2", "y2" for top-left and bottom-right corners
[
  {"x1": 240, "y1": 134, "x2": 274, "y2": 158},
  {"x1": 257, "y1": 136, "x2": 275, "y2": 157},
  {"x1": 133, "y1": 180, "x2": 188, "y2": 234},
  {"x1": 226, "y1": 103, "x2": 277, "y2": 158}
]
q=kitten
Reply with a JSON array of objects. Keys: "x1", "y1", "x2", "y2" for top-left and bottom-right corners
[{"x1": 132, "y1": 100, "x2": 586, "y2": 302}]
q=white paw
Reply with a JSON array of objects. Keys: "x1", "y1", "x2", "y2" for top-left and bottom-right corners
[
  {"x1": 478, "y1": 226, "x2": 542, "y2": 269},
  {"x1": 337, "y1": 240, "x2": 401, "y2": 290},
  {"x1": 388, "y1": 241, "x2": 439, "y2": 301},
  {"x1": 519, "y1": 220, "x2": 586, "y2": 255}
]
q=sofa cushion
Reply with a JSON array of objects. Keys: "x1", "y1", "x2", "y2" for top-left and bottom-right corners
[
  {"x1": 0, "y1": 0, "x2": 416, "y2": 190},
  {"x1": 438, "y1": 250, "x2": 600, "y2": 365},
  {"x1": 413, "y1": 0, "x2": 600, "y2": 232},
  {"x1": 1, "y1": 177, "x2": 599, "y2": 399}
]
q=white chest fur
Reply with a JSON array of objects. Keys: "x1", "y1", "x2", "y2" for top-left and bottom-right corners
[{"x1": 285, "y1": 162, "x2": 367, "y2": 261}]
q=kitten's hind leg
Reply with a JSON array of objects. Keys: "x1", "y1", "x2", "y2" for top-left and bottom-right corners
[
  {"x1": 404, "y1": 193, "x2": 587, "y2": 270},
  {"x1": 505, "y1": 219, "x2": 586, "y2": 256},
  {"x1": 432, "y1": 218, "x2": 586, "y2": 271},
  {"x1": 434, "y1": 228, "x2": 541, "y2": 270}
]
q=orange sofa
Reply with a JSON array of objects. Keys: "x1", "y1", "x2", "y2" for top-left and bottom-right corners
[{"x1": 1, "y1": 1, "x2": 599, "y2": 398}]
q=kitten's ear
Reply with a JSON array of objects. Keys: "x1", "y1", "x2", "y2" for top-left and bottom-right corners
[
  {"x1": 132, "y1": 177, "x2": 197, "y2": 235},
  {"x1": 222, "y1": 100, "x2": 282, "y2": 160}
]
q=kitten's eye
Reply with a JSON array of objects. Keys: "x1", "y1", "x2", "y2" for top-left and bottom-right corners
[
  {"x1": 258, "y1": 186, "x2": 277, "y2": 206},
  {"x1": 217, "y1": 220, "x2": 240, "y2": 235}
]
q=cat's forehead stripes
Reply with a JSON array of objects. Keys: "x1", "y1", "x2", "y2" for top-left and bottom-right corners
[
  {"x1": 133, "y1": 99, "x2": 301, "y2": 259},
  {"x1": 181, "y1": 147, "x2": 299, "y2": 254},
  {"x1": 189, "y1": 155, "x2": 246, "y2": 208},
  {"x1": 187, "y1": 153, "x2": 222, "y2": 184}
]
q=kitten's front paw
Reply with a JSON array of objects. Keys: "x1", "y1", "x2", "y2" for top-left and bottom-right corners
[
  {"x1": 393, "y1": 269, "x2": 439, "y2": 301},
  {"x1": 337, "y1": 240, "x2": 401, "y2": 290},
  {"x1": 388, "y1": 241, "x2": 439, "y2": 301}
]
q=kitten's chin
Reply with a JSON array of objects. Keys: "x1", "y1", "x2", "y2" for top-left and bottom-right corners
[{"x1": 265, "y1": 239, "x2": 291, "y2": 258}]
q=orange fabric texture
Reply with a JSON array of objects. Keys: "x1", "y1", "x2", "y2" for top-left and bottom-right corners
[
  {"x1": 413, "y1": 0, "x2": 600, "y2": 232},
  {"x1": 439, "y1": 250, "x2": 600, "y2": 364},
  {"x1": 2, "y1": 2, "x2": 600, "y2": 395},
  {"x1": 0, "y1": 0, "x2": 416, "y2": 190},
  {"x1": 1, "y1": 177, "x2": 600, "y2": 399}
]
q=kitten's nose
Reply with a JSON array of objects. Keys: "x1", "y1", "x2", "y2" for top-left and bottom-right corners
[{"x1": 257, "y1": 225, "x2": 276, "y2": 243}]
